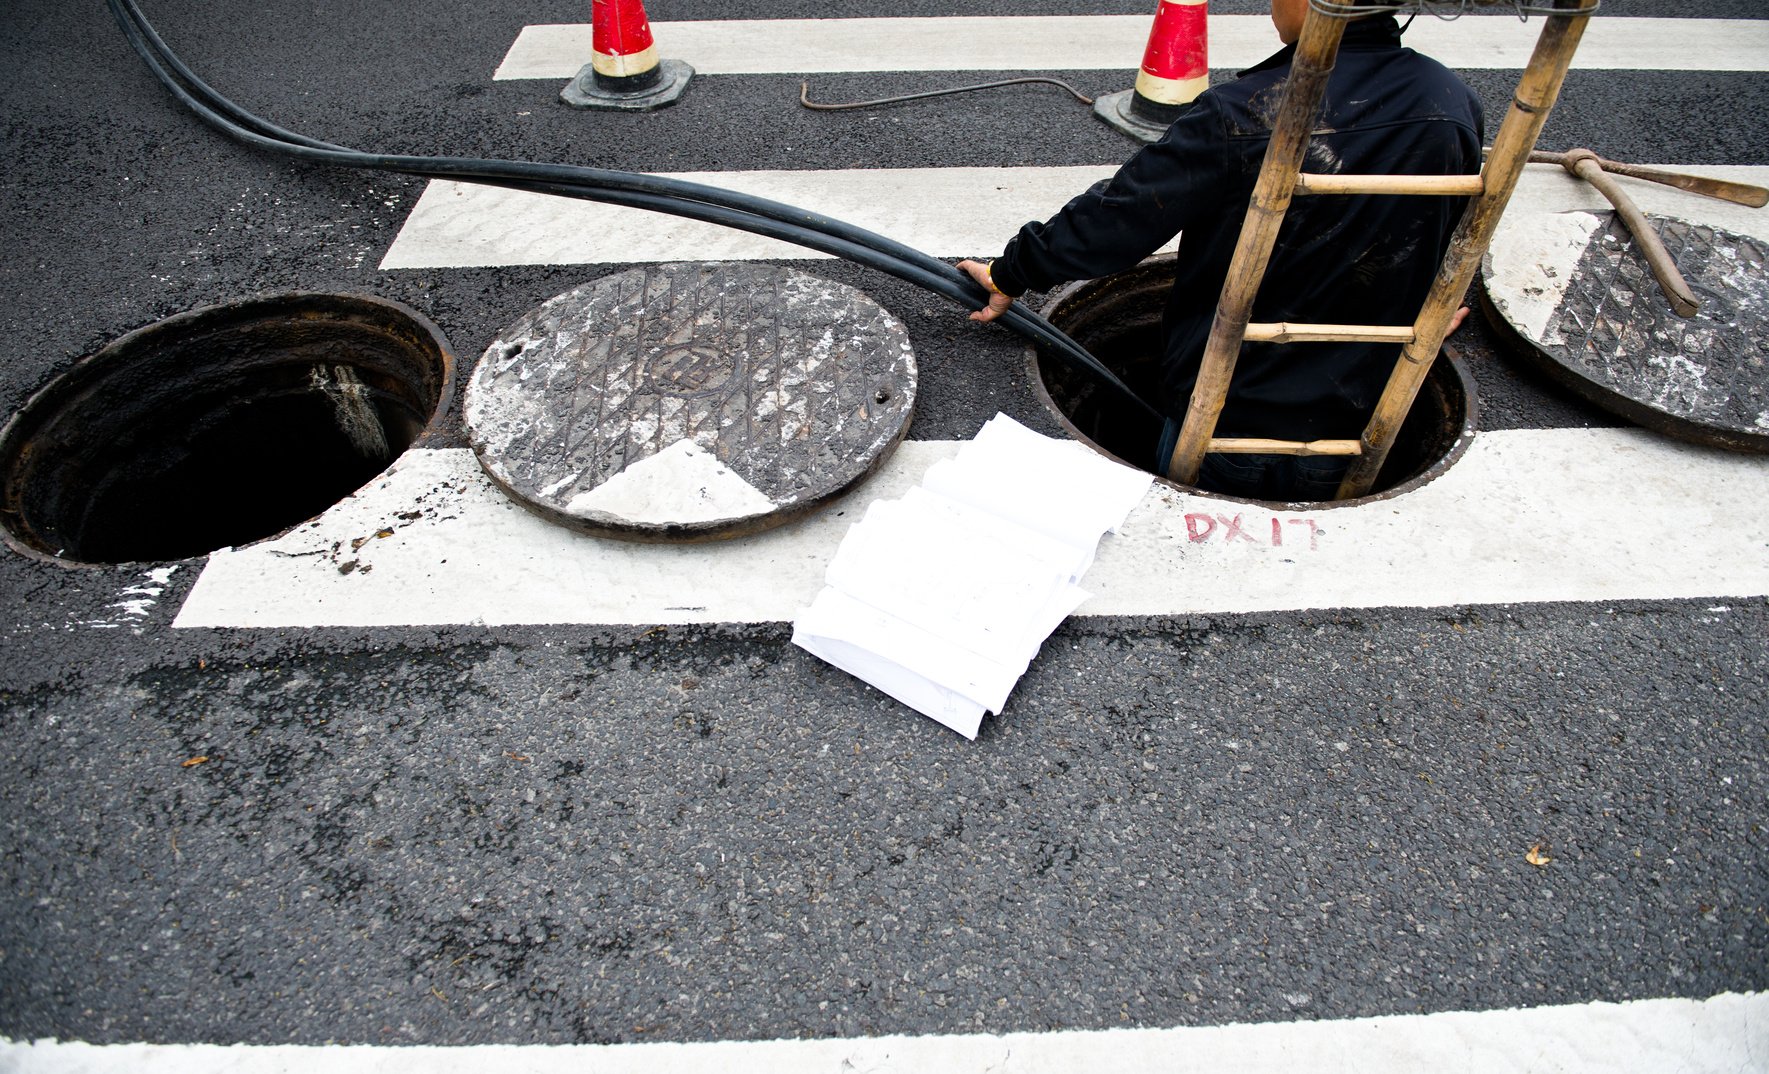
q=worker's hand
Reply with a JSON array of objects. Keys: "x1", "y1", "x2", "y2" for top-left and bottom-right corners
[
  {"x1": 1447, "y1": 305, "x2": 1471, "y2": 335},
  {"x1": 958, "y1": 259, "x2": 1013, "y2": 323}
]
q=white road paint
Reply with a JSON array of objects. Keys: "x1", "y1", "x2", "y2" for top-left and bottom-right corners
[
  {"x1": 1483, "y1": 209, "x2": 1604, "y2": 341},
  {"x1": 493, "y1": 16, "x2": 1769, "y2": 78},
  {"x1": 378, "y1": 165, "x2": 1769, "y2": 270},
  {"x1": 73, "y1": 565, "x2": 180, "y2": 634},
  {"x1": 379, "y1": 166, "x2": 1139, "y2": 269},
  {"x1": 4, "y1": 992, "x2": 1764, "y2": 1073},
  {"x1": 563, "y1": 438, "x2": 778, "y2": 523},
  {"x1": 172, "y1": 427, "x2": 1769, "y2": 629},
  {"x1": 1481, "y1": 168, "x2": 1769, "y2": 425}
]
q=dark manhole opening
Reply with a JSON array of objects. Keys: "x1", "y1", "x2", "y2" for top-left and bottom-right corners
[
  {"x1": 1, "y1": 293, "x2": 454, "y2": 565},
  {"x1": 1028, "y1": 255, "x2": 1476, "y2": 505}
]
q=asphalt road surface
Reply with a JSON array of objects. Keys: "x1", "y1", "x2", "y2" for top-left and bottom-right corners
[{"x1": 1, "y1": 0, "x2": 1764, "y2": 1062}]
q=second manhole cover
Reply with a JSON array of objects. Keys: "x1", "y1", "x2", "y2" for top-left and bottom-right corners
[
  {"x1": 465, "y1": 263, "x2": 917, "y2": 541},
  {"x1": 1482, "y1": 210, "x2": 1769, "y2": 453}
]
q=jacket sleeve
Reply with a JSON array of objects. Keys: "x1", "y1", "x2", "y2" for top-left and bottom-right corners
[{"x1": 988, "y1": 94, "x2": 1234, "y2": 298}]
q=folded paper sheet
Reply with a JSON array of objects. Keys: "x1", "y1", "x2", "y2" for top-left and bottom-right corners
[{"x1": 792, "y1": 414, "x2": 1153, "y2": 739}]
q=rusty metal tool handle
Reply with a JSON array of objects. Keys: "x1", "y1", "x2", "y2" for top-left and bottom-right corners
[
  {"x1": 1560, "y1": 148, "x2": 1701, "y2": 318},
  {"x1": 1527, "y1": 149, "x2": 1769, "y2": 208}
]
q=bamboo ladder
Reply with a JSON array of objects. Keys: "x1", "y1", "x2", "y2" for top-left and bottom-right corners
[{"x1": 1162, "y1": 0, "x2": 1599, "y2": 499}]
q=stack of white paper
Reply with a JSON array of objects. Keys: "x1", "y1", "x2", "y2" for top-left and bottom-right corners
[{"x1": 792, "y1": 414, "x2": 1153, "y2": 739}]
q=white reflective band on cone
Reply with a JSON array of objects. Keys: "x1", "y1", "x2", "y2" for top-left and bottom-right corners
[
  {"x1": 592, "y1": 43, "x2": 660, "y2": 78},
  {"x1": 1133, "y1": 68, "x2": 1209, "y2": 106}
]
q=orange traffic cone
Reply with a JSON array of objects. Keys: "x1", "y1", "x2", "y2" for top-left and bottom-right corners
[
  {"x1": 1095, "y1": 0, "x2": 1210, "y2": 141},
  {"x1": 561, "y1": 0, "x2": 693, "y2": 111}
]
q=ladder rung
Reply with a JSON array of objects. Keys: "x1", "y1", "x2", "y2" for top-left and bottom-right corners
[
  {"x1": 1243, "y1": 322, "x2": 1416, "y2": 344},
  {"x1": 1293, "y1": 173, "x2": 1486, "y2": 196},
  {"x1": 1207, "y1": 438, "x2": 1363, "y2": 457}
]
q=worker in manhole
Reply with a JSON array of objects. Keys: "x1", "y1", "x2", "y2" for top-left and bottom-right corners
[{"x1": 960, "y1": 0, "x2": 1481, "y2": 500}]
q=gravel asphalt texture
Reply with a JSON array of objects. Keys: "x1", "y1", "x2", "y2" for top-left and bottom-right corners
[{"x1": 0, "y1": 0, "x2": 1764, "y2": 1047}]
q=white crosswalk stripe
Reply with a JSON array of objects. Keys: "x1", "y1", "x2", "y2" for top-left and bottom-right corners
[
  {"x1": 494, "y1": 16, "x2": 1769, "y2": 78},
  {"x1": 380, "y1": 166, "x2": 1132, "y2": 269},
  {"x1": 6, "y1": 992, "x2": 1766, "y2": 1073},
  {"x1": 380, "y1": 164, "x2": 1769, "y2": 269},
  {"x1": 175, "y1": 428, "x2": 1769, "y2": 629}
]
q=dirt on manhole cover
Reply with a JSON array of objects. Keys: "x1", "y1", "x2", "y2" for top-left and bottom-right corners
[
  {"x1": 1482, "y1": 210, "x2": 1769, "y2": 453},
  {"x1": 465, "y1": 263, "x2": 917, "y2": 541}
]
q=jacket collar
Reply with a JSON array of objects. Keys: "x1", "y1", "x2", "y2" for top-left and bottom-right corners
[{"x1": 1237, "y1": 13, "x2": 1404, "y2": 78}]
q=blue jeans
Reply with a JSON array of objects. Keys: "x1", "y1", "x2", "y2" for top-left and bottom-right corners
[{"x1": 1155, "y1": 418, "x2": 1352, "y2": 501}]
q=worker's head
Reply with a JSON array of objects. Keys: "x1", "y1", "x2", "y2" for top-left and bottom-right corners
[{"x1": 1271, "y1": 0, "x2": 1309, "y2": 44}]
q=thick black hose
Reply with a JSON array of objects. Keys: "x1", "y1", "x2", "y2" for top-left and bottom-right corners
[
  {"x1": 111, "y1": 0, "x2": 1020, "y2": 326},
  {"x1": 109, "y1": 0, "x2": 1163, "y2": 421}
]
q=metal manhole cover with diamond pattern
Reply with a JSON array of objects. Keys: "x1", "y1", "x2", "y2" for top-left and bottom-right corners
[
  {"x1": 465, "y1": 263, "x2": 917, "y2": 541},
  {"x1": 1482, "y1": 210, "x2": 1769, "y2": 453}
]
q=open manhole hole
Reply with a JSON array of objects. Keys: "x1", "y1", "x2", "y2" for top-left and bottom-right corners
[
  {"x1": 0, "y1": 293, "x2": 454, "y2": 565},
  {"x1": 1027, "y1": 255, "x2": 1477, "y2": 504}
]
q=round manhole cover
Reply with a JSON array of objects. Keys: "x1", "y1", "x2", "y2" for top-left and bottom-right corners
[
  {"x1": 1482, "y1": 210, "x2": 1769, "y2": 453},
  {"x1": 465, "y1": 263, "x2": 917, "y2": 541}
]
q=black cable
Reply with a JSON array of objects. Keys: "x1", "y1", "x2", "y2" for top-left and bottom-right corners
[
  {"x1": 108, "y1": 0, "x2": 1164, "y2": 422},
  {"x1": 799, "y1": 77, "x2": 1095, "y2": 111},
  {"x1": 111, "y1": 1, "x2": 1069, "y2": 356}
]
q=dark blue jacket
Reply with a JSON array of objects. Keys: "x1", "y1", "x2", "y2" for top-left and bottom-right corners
[{"x1": 990, "y1": 15, "x2": 1484, "y2": 441}]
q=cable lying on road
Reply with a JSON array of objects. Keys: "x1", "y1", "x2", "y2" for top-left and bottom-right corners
[
  {"x1": 800, "y1": 77, "x2": 1096, "y2": 111},
  {"x1": 108, "y1": 0, "x2": 1164, "y2": 423}
]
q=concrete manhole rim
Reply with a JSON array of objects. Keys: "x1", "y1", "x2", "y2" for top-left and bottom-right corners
[
  {"x1": 1025, "y1": 255, "x2": 1481, "y2": 511},
  {"x1": 1026, "y1": 352, "x2": 1482, "y2": 511},
  {"x1": 0, "y1": 291, "x2": 457, "y2": 568},
  {"x1": 464, "y1": 264, "x2": 919, "y2": 543}
]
